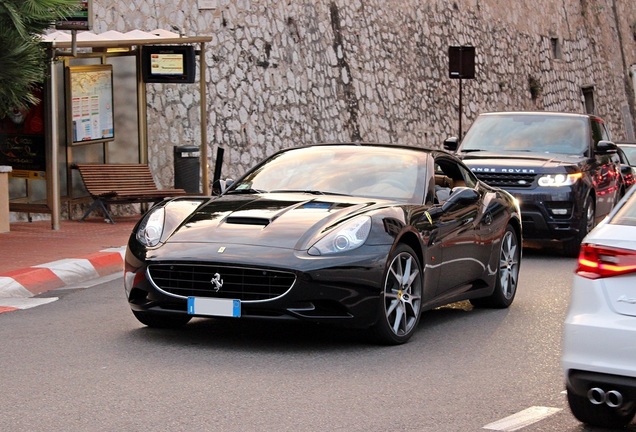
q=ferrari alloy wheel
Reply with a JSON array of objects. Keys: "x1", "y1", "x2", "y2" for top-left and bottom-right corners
[
  {"x1": 471, "y1": 224, "x2": 519, "y2": 308},
  {"x1": 372, "y1": 244, "x2": 423, "y2": 345}
]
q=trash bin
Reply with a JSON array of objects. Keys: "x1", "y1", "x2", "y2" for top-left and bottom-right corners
[{"x1": 174, "y1": 146, "x2": 200, "y2": 193}]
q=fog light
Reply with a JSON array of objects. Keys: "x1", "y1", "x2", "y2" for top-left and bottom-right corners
[{"x1": 551, "y1": 208, "x2": 568, "y2": 215}]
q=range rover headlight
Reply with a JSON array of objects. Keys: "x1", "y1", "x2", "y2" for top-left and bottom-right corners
[
  {"x1": 308, "y1": 216, "x2": 372, "y2": 256},
  {"x1": 538, "y1": 173, "x2": 582, "y2": 187},
  {"x1": 136, "y1": 207, "x2": 165, "y2": 247}
]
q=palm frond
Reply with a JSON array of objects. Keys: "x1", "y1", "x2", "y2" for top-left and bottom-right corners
[{"x1": 0, "y1": 0, "x2": 79, "y2": 116}]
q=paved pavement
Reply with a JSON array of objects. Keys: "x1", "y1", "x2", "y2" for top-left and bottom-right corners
[{"x1": 0, "y1": 215, "x2": 140, "y2": 312}]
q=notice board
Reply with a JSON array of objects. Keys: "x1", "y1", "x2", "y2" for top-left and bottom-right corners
[{"x1": 66, "y1": 64, "x2": 115, "y2": 144}]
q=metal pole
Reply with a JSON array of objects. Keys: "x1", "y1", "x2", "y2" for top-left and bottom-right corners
[
  {"x1": 71, "y1": 30, "x2": 77, "y2": 57},
  {"x1": 136, "y1": 46, "x2": 148, "y2": 164},
  {"x1": 47, "y1": 52, "x2": 61, "y2": 230},
  {"x1": 459, "y1": 78, "x2": 463, "y2": 141},
  {"x1": 199, "y1": 42, "x2": 209, "y2": 195}
]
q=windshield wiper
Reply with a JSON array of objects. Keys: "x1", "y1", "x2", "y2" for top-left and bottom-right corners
[
  {"x1": 270, "y1": 189, "x2": 326, "y2": 195},
  {"x1": 270, "y1": 189, "x2": 352, "y2": 196},
  {"x1": 461, "y1": 149, "x2": 485, "y2": 153},
  {"x1": 226, "y1": 188, "x2": 267, "y2": 194}
]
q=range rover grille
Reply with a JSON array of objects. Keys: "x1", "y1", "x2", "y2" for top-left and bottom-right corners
[
  {"x1": 147, "y1": 263, "x2": 296, "y2": 301},
  {"x1": 475, "y1": 172, "x2": 536, "y2": 188}
]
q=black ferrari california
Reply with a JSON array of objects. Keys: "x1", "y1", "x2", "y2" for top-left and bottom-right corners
[{"x1": 125, "y1": 143, "x2": 522, "y2": 344}]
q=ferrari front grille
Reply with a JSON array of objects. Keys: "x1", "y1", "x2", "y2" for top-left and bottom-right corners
[
  {"x1": 147, "y1": 263, "x2": 296, "y2": 301},
  {"x1": 475, "y1": 172, "x2": 536, "y2": 188}
]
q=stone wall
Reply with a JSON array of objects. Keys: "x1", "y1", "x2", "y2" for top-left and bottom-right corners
[{"x1": 92, "y1": 0, "x2": 636, "y2": 187}]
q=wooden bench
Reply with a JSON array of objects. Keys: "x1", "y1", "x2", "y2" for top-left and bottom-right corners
[{"x1": 73, "y1": 163, "x2": 187, "y2": 223}]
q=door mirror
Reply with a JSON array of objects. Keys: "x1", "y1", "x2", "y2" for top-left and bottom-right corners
[
  {"x1": 441, "y1": 187, "x2": 479, "y2": 212},
  {"x1": 595, "y1": 140, "x2": 617, "y2": 155},
  {"x1": 443, "y1": 137, "x2": 459, "y2": 152}
]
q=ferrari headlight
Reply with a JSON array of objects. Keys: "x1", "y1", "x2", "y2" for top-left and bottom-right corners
[
  {"x1": 308, "y1": 216, "x2": 372, "y2": 256},
  {"x1": 538, "y1": 173, "x2": 581, "y2": 187},
  {"x1": 136, "y1": 207, "x2": 165, "y2": 247}
]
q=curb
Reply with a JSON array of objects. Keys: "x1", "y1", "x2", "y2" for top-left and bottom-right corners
[{"x1": 0, "y1": 247, "x2": 126, "y2": 299}]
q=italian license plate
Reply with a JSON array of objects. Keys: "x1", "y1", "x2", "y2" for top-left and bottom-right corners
[{"x1": 187, "y1": 297, "x2": 241, "y2": 318}]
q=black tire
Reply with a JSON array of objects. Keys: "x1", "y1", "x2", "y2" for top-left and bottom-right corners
[
  {"x1": 371, "y1": 244, "x2": 423, "y2": 345},
  {"x1": 132, "y1": 310, "x2": 192, "y2": 329},
  {"x1": 563, "y1": 194, "x2": 595, "y2": 258},
  {"x1": 471, "y1": 224, "x2": 520, "y2": 309},
  {"x1": 616, "y1": 186, "x2": 626, "y2": 206},
  {"x1": 567, "y1": 385, "x2": 636, "y2": 428}
]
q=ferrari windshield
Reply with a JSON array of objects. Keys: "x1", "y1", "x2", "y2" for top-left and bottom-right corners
[
  {"x1": 461, "y1": 114, "x2": 589, "y2": 155},
  {"x1": 230, "y1": 145, "x2": 428, "y2": 203}
]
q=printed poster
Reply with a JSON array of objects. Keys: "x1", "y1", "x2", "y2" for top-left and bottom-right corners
[{"x1": 68, "y1": 64, "x2": 114, "y2": 143}]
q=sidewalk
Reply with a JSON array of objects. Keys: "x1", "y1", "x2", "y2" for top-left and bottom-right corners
[{"x1": 0, "y1": 215, "x2": 140, "y2": 310}]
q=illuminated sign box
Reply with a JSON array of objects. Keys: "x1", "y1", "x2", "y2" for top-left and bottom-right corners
[
  {"x1": 141, "y1": 46, "x2": 196, "y2": 84},
  {"x1": 55, "y1": 0, "x2": 93, "y2": 31}
]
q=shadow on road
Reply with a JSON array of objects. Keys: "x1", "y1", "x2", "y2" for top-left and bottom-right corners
[{"x1": 122, "y1": 297, "x2": 511, "y2": 355}]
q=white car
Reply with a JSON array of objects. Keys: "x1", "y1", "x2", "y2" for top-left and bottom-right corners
[{"x1": 562, "y1": 184, "x2": 636, "y2": 428}]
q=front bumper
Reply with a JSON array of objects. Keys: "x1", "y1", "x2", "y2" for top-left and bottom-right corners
[
  {"x1": 507, "y1": 185, "x2": 583, "y2": 242},
  {"x1": 125, "y1": 242, "x2": 390, "y2": 329}
]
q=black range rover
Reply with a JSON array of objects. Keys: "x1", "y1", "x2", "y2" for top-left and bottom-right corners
[{"x1": 444, "y1": 111, "x2": 622, "y2": 256}]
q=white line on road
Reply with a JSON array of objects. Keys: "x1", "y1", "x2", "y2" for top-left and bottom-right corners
[
  {"x1": 483, "y1": 406, "x2": 562, "y2": 431},
  {"x1": 0, "y1": 297, "x2": 58, "y2": 310}
]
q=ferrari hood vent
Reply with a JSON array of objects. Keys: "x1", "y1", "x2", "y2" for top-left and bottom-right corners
[{"x1": 225, "y1": 216, "x2": 271, "y2": 226}]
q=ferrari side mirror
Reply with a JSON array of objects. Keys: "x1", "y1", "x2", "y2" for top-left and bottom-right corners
[{"x1": 441, "y1": 187, "x2": 479, "y2": 212}]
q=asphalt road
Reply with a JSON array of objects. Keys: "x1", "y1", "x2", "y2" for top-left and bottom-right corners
[{"x1": 1, "y1": 250, "x2": 634, "y2": 432}]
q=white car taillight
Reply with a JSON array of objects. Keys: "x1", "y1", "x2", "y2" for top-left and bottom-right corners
[{"x1": 576, "y1": 243, "x2": 636, "y2": 279}]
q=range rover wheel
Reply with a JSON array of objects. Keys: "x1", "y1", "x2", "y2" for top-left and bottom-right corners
[
  {"x1": 371, "y1": 244, "x2": 423, "y2": 345},
  {"x1": 567, "y1": 385, "x2": 636, "y2": 428},
  {"x1": 132, "y1": 310, "x2": 192, "y2": 329},
  {"x1": 563, "y1": 195, "x2": 595, "y2": 257},
  {"x1": 616, "y1": 186, "x2": 626, "y2": 206}
]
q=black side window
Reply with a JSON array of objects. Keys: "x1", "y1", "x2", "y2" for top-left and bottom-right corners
[
  {"x1": 458, "y1": 165, "x2": 477, "y2": 188},
  {"x1": 601, "y1": 124, "x2": 611, "y2": 141},
  {"x1": 590, "y1": 120, "x2": 605, "y2": 145},
  {"x1": 434, "y1": 157, "x2": 477, "y2": 190}
]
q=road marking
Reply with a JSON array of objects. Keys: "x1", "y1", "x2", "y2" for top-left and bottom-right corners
[
  {"x1": 0, "y1": 297, "x2": 58, "y2": 313},
  {"x1": 483, "y1": 406, "x2": 561, "y2": 431},
  {"x1": 0, "y1": 272, "x2": 121, "y2": 314}
]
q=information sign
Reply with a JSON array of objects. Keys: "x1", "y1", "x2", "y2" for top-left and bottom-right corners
[
  {"x1": 66, "y1": 65, "x2": 115, "y2": 144},
  {"x1": 55, "y1": 0, "x2": 93, "y2": 31}
]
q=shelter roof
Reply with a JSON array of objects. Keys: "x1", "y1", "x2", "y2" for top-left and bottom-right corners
[{"x1": 42, "y1": 29, "x2": 212, "y2": 49}]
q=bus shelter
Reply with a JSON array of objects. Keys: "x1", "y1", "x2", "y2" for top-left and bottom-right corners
[{"x1": 3, "y1": 29, "x2": 212, "y2": 229}]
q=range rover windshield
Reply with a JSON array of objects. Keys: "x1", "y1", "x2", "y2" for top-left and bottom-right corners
[{"x1": 460, "y1": 114, "x2": 589, "y2": 155}]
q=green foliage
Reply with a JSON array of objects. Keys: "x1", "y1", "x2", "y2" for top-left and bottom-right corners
[{"x1": 0, "y1": 0, "x2": 79, "y2": 116}]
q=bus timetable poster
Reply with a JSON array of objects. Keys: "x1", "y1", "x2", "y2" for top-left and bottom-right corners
[{"x1": 67, "y1": 64, "x2": 114, "y2": 144}]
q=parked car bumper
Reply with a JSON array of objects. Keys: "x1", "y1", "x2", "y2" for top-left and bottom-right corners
[{"x1": 562, "y1": 274, "x2": 636, "y2": 398}]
